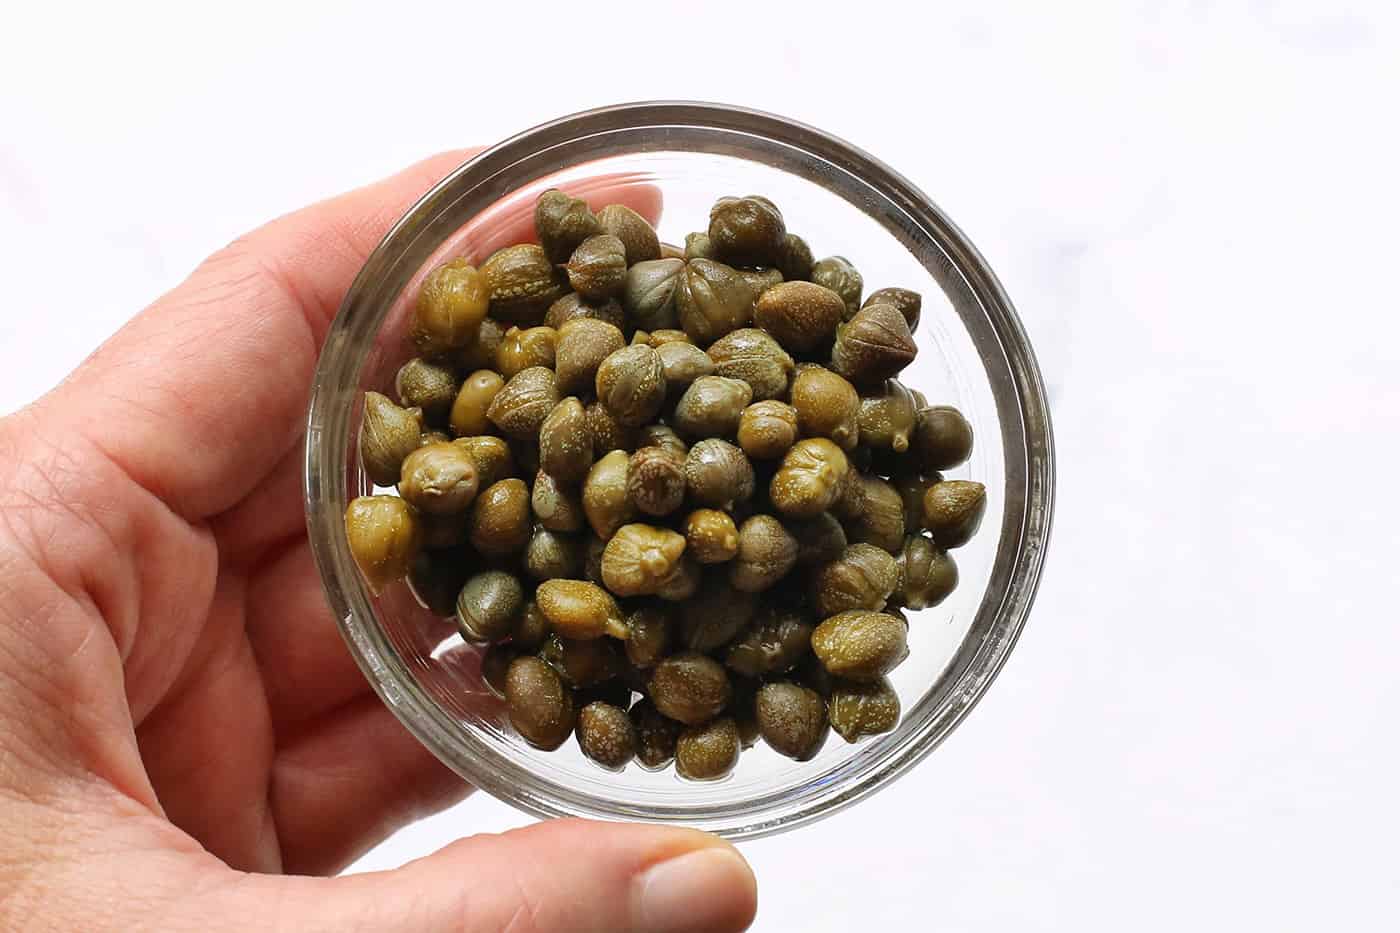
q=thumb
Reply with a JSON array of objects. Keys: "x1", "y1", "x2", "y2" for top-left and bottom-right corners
[{"x1": 249, "y1": 819, "x2": 758, "y2": 933}]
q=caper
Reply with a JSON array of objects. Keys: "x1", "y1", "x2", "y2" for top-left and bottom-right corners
[
  {"x1": 511, "y1": 439, "x2": 540, "y2": 480},
  {"x1": 894, "y1": 470, "x2": 940, "y2": 532},
  {"x1": 576, "y1": 701, "x2": 636, "y2": 770},
  {"x1": 706, "y1": 195, "x2": 786, "y2": 267},
  {"x1": 726, "y1": 608, "x2": 813, "y2": 677},
  {"x1": 564, "y1": 234, "x2": 627, "y2": 300},
  {"x1": 626, "y1": 445, "x2": 686, "y2": 517},
  {"x1": 395, "y1": 358, "x2": 458, "y2": 424},
  {"x1": 534, "y1": 188, "x2": 601, "y2": 263},
  {"x1": 345, "y1": 495, "x2": 421, "y2": 594},
  {"x1": 535, "y1": 579, "x2": 628, "y2": 640},
  {"x1": 830, "y1": 466, "x2": 867, "y2": 521},
  {"x1": 449, "y1": 436, "x2": 511, "y2": 487},
  {"x1": 843, "y1": 475, "x2": 906, "y2": 554},
  {"x1": 827, "y1": 676, "x2": 900, "y2": 742},
  {"x1": 424, "y1": 431, "x2": 456, "y2": 450},
  {"x1": 811, "y1": 255, "x2": 863, "y2": 317},
  {"x1": 655, "y1": 341, "x2": 715, "y2": 397},
  {"x1": 624, "y1": 605, "x2": 672, "y2": 668},
  {"x1": 630, "y1": 698, "x2": 682, "y2": 770},
  {"x1": 601, "y1": 523, "x2": 687, "y2": 598},
  {"x1": 454, "y1": 570, "x2": 525, "y2": 643},
  {"x1": 796, "y1": 650, "x2": 834, "y2": 698},
  {"x1": 775, "y1": 233, "x2": 814, "y2": 282},
  {"x1": 660, "y1": 241, "x2": 685, "y2": 260},
  {"x1": 684, "y1": 508, "x2": 740, "y2": 564},
  {"x1": 360, "y1": 392, "x2": 424, "y2": 486},
  {"x1": 407, "y1": 548, "x2": 470, "y2": 616},
  {"x1": 756, "y1": 682, "x2": 828, "y2": 761},
  {"x1": 539, "y1": 632, "x2": 624, "y2": 688},
  {"x1": 830, "y1": 303, "x2": 917, "y2": 385},
  {"x1": 812, "y1": 543, "x2": 900, "y2": 616},
  {"x1": 512, "y1": 600, "x2": 551, "y2": 652},
  {"x1": 736, "y1": 400, "x2": 798, "y2": 460},
  {"x1": 858, "y1": 379, "x2": 918, "y2": 453},
  {"x1": 505, "y1": 656, "x2": 576, "y2": 750},
  {"x1": 597, "y1": 203, "x2": 660, "y2": 265},
  {"x1": 754, "y1": 281, "x2": 845, "y2": 353},
  {"x1": 544, "y1": 292, "x2": 625, "y2": 332},
  {"x1": 398, "y1": 442, "x2": 480, "y2": 515},
  {"x1": 524, "y1": 527, "x2": 585, "y2": 581},
  {"x1": 581, "y1": 449, "x2": 636, "y2": 539},
  {"x1": 576, "y1": 677, "x2": 636, "y2": 713},
  {"x1": 456, "y1": 317, "x2": 506, "y2": 373},
  {"x1": 676, "y1": 717, "x2": 740, "y2": 781},
  {"x1": 684, "y1": 439, "x2": 755, "y2": 509},
  {"x1": 782, "y1": 512, "x2": 849, "y2": 567},
  {"x1": 811, "y1": 610, "x2": 909, "y2": 681},
  {"x1": 495, "y1": 325, "x2": 557, "y2": 380},
  {"x1": 729, "y1": 514, "x2": 798, "y2": 593},
  {"x1": 584, "y1": 398, "x2": 639, "y2": 454},
  {"x1": 789, "y1": 367, "x2": 860, "y2": 450},
  {"x1": 735, "y1": 269, "x2": 784, "y2": 306},
  {"x1": 922, "y1": 480, "x2": 987, "y2": 548},
  {"x1": 769, "y1": 438, "x2": 848, "y2": 517},
  {"x1": 655, "y1": 554, "x2": 701, "y2": 602},
  {"x1": 538, "y1": 397, "x2": 593, "y2": 484},
  {"x1": 894, "y1": 534, "x2": 958, "y2": 609},
  {"x1": 912, "y1": 405, "x2": 974, "y2": 471},
  {"x1": 648, "y1": 329, "x2": 691, "y2": 347},
  {"x1": 486, "y1": 366, "x2": 560, "y2": 440},
  {"x1": 411, "y1": 258, "x2": 490, "y2": 357},
  {"x1": 683, "y1": 231, "x2": 715, "y2": 260},
  {"x1": 480, "y1": 643, "x2": 517, "y2": 699},
  {"x1": 417, "y1": 510, "x2": 467, "y2": 550},
  {"x1": 863, "y1": 287, "x2": 922, "y2": 332},
  {"x1": 595, "y1": 345, "x2": 666, "y2": 427},
  {"x1": 672, "y1": 375, "x2": 752, "y2": 439},
  {"x1": 648, "y1": 653, "x2": 731, "y2": 725},
  {"x1": 467, "y1": 478, "x2": 531, "y2": 557},
  {"x1": 728, "y1": 677, "x2": 761, "y2": 749},
  {"x1": 623, "y1": 258, "x2": 685, "y2": 331},
  {"x1": 448, "y1": 370, "x2": 503, "y2": 438},
  {"x1": 675, "y1": 259, "x2": 753, "y2": 346},
  {"x1": 631, "y1": 329, "x2": 650, "y2": 345},
  {"x1": 481, "y1": 243, "x2": 568, "y2": 325},
  {"x1": 676, "y1": 574, "x2": 757, "y2": 652},
  {"x1": 707, "y1": 328, "x2": 794, "y2": 401}
]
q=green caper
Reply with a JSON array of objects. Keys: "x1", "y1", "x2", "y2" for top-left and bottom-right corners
[
  {"x1": 534, "y1": 188, "x2": 601, "y2": 263},
  {"x1": 672, "y1": 375, "x2": 752, "y2": 439},
  {"x1": 565, "y1": 234, "x2": 627, "y2": 300},
  {"x1": 726, "y1": 608, "x2": 813, "y2": 677},
  {"x1": 455, "y1": 570, "x2": 525, "y2": 643},
  {"x1": 626, "y1": 445, "x2": 687, "y2": 517},
  {"x1": 912, "y1": 405, "x2": 974, "y2": 471},
  {"x1": 466, "y1": 478, "x2": 531, "y2": 557},
  {"x1": 736, "y1": 400, "x2": 798, "y2": 460},
  {"x1": 483, "y1": 366, "x2": 558, "y2": 440},
  {"x1": 361, "y1": 392, "x2": 424, "y2": 487},
  {"x1": 863, "y1": 287, "x2": 922, "y2": 332},
  {"x1": 789, "y1": 367, "x2": 860, "y2": 450},
  {"x1": 655, "y1": 341, "x2": 715, "y2": 397},
  {"x1": 783, "y1": 512, "x2": 848, "y2": 567},
  {"x1": 756, "y1": 682, "x2": 828, "y2": 761},
  {"x1": 527, "y1": 469, "x2": 584, "y2": 533},
  {"x1": 858, "y1": 379, "x2": 918, "y2": 453},
  {"x1": 775, "y1": 233, "x2": 814, "y2": 282},
  {"x1": 630, "y1": 698, "x2": 682, "y2": 770},
  {"x1": 398, "y1": 442, "x2": 480, "y2": 515},
  {"x1": 535, "y1": 579, "x2": 628, "y2": 640},
  {"x1": 481, "y1": 243, "x2": 568, "y2": 325},
  {"x1": 684, "y1": 439, "x2": 755, "y2": 509},
  {"x1": 637, "y1": 423, "x2": 688, "y2": 457},
  {"x1": 524, "y1": 527, "x2": 585, "y2": 581},
  {"x1": 419, "y1": 430, "x2": 452, "y2": 448},
  {"x1": 539, "y1": 633, "x2": 624, "y2": 688},
  {"x1": 811, "y1": 255, "x2": 863, "y2": 317},
  {"x1": 843, "y1": 475, "x2": 906, "y2": 553},
  {"x1": 480, "y1": 643, "x2": 517, "y2": 699},
  {"x1": 407, "y1": 548, "x2": 470, "y2": 616},
  {"x1": 830, "y1": 304, "x2": 917, "y2": 385},
  {"x1": 647, "y1": 329, "x2": 692, "y2": 347},
  {"x1": 729, "y1": 514, "x2": 798, "y2": 593},
  {"x1": 894, "y1": 534, "x2": 958, "y2": 609},
  {"x1": 684, "y1": 508, "x2": 740, "y2": 564},
  {"x1": 544, "y1": 292, "x2": 625, "y2": 332},
  {"x1": 576, "y1": 701, "x2": 637, "y2": 770},
  {"x1": 922, "y1": 480, "x2": 987, "y2": 548},
  {"x1": 754, "y1": 281, "x2": 845, "y2": 353},
  {"x1": 449, "y1": 370, "x2": 504, "y2": 438},
  {"x1": 811, "y1": 610, "x2": 908, "y2": 681},
  {"x1": 648, "y1": 652, "x2": 731, "y2": 725},
  {"x1": 707, "y1": 328, "x2": 794, "y2": 401},
  {"x1": 683, "y1": 231, "x2": 716, "y2": 261},
  {"x1": 395, "y1": 358, "x2": 459, "y2": 424},
  {"x1": 660, "y1": 241, "x2": 686, "y2": 260},
  {"x1": 624, "y1": 605, "x2": 672, "y2": 669},
  {"x1": 455, "y1": 316, "x2": 506, "y2": 372},
  {"x1": 512, "y1": 600, "x2": 551, "y2": 652},
  {"x1": 584, "y1": 398, "x2": 639, "y2": 454},
  {"x1": 582, "y1": 449, "x2": 636, "y2": 539},
  {"x1": 453, "y1": 435, "x2": 515, "y2": 489},
  {"x1": 345, "y1": 495, "x2": 421, "y2": 594},
  {"x1": 595, "y1": 344, "x2": 667, "y2": 427},
  {"x1": 623, "y1": 258, "x2": 685, "y2": 331},
  {"x1": 675, "y1": 259, "x2": 753, "y2": 346},
  {"x1": 812, "y1": 543, "x2": 900, "y2": 616},
  {"x1": 655, "y1": 554, "x2": 701, "y2": 602},
  {"x1": 708, "y1": 195, "x2": 787, "y2": 267},
  {"x1": 676, "y1": 717, "x2": 741, "y2": 781},
  {"x1": 894, "y1": 470, "x2": 940, "y2": 532},
  {"x1": 495, "y1": 325, "x2": 557, "y2": 381},
  {"x1": 736, "y1": 268, "x2": 784, "y2": 301},
  {"x1": 538, "y1": 397, "x2": 593, "y2": 484},
  {"x1": 828, "y1": 676, "x2": 899, "y2": 741},
  {"x1": 676, "y1": 574, "x2": 757, "y2": 652},
  {"x1": 411, "y1": 258, "x2": 490, "y2": 357},
  {"x1": 505, "y1": 655, "x2": 576, "y2": 750},
  {"x1": 769, "y1": 438, "x2": 848, "y2": 517},
  {"x1": 597, "y1": 203, "x2": 660, "y2": 265},
  {"x1": 796, "y1": 650, "x2": 834, "y2": 698},
  {"x1": 601, "y1": 523, "x2": 688, "y2": 598}
]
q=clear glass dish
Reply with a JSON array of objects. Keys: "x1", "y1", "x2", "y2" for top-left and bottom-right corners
[{"x1": 304, "y1": 102, "x2": 1055, "y2": 840}]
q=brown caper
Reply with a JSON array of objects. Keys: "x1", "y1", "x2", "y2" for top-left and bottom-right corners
[
  {"x1": 395, "y1": 358, "x2": 458, "y2": 423},
  {"x1": 655, "y1": 341, "x2": 715, "y2": 397},
  {"x1": 411, "y1": 258, "x2": 490, "y2": 357},
  {"x1": 538, "y1": 397, "x2": 593, "y2": 484},
  {"x1": 505, "y1": 656, "x2": 576, "y2": 750},
  {"x1": 796, "y1": 650, "x2": 834, "y2": 698},
  {"x1": 480, "y1": 643, "x2": 517, "y2": 699},
  {"x1": 672, "y1": 375, "x2": 752, "y2": 439},
  {"x1": 769, "y1": 438, "x2": 849, "y2": 517},
  {"x1": 534, "y1": 188, "x2": 601, "y2": 263},
  {"x1": 756, "y1": 682, "x2": 828, "y2": 761},
  {"x1": 894, "y1": 534, "x2": 958, "y2": 609},
  {"x1": 726, "y1": 608, "x2": 813, "y2": 677},
  {"x1": 623, "y1": 258, "x2": 685, "y2": 331},
  {"x1": 456, "y1": 317, "x2": 506, "y2": 373},
  {"x1": 565, "y1": 234, "x2": 627, "y2": 300},
  {"x1": 844, "y1": 476, "x2": 906, "y2": 553},
  {"x1": 407, "y1": 548, "x2": 470, "y2": 616},
  {"x1": 576, "y1": 701, "x2": 637, "y2": 770},
  {"x1": 912, "y1": 405, "x2": 974, "y2": 471},
  {"x1": 398, "y1": 442, "x2": 480, "y2": 515},
  {"x1": 811, "y1": 610, "x2": 909, "y2": 681},
  {"x1": 535, "y1": 579, "x2": 628, "y2": 640},
  {"x1": 674, "y1": 259, "x2": 753, "y2": 346},
  {"x1": 676, "y1": 717, "x2": 741, "y2": 781},
  {"x1": 481, "y1": 243, "x2": 568, "y2": 325},
  {"x1": 894, "y1": 470, "x2": 940, "y2": 532},
  {"x1": 544, "y1": 292, "x2": 625, "y2": 332},
  {"x1": 828, "y1": 677, "x2": 899, "y2": 742},
  {"x1": 858, "y1": 379, "x2": 918, "y2": 453},
  {"x1": 624, "y1": 605, "x2": 672, "y2": 669},
  {"x1": 582, "y1": 449, "x2": 636, "y2": 539},
  {"x1": 659, "y1": 241, "x2": 685, "y2": 260},
  {"x1": 775, "y1": 233, "x2": 814, "y2": 282},
  {"x1": 830, "y1": 303, "x2": 917, "y2": 385},
  {"x1": 736, "y1": 400, "x2": 798, "y2": 460},
  {"x1": 811, "y1": 255, "x2": 863, "y2": 317},
  {"x1": 684, "y1": 509, "x2": 740, "y2": 564},
  {"x1": 783, "y1": 512, "x2": 849, "y2": 567},
  {"x1": 736, "y1": 268, "x2": 784, "y2": 300},
  {"x1": 539, "y1": 633, "x2": 624, "y2": 688},
  {"x1": 648, "y1": 653, "x2": 731, "y2": 725},
  {"x1": 448, "y1": 370, "x2": 503, "y2": 439},
  {"x1": 728, "y1": 677, "x2": 761, "y2": 749},
  {"x1": 630, "y1": 698, "x2": 682, "y2": 770},
  {"x1": 584, "y1": 398, "x2": 638, "y2": 454},
  {"x1": 683, "y1": 231, "x2": 715, "y2": 261},
  {"x1": 789, "y1": 367, "x2": 860, "y2": 450},
  {"x1": 525, "y1": 470, "x2": 583, "y2": 533},
  {"x1": 922, "y1": 480, "x2": 987, "y2": 548},
  {"x1": 345, "y1": 495, "x2": 421, "y2": 594},
  {"x1": 676, "y1": 574, "x2": 757, "y2": 651},
  {"x1": 512, "y1": 600, "x2": 551, "y2": 652},
  {"x1": 626, "y1": 445, "x2": 687, "y2": 517},
  {"x1": 707, "y1": 195, "x2": 786, "y2": 267},
  {"x1": 419, "y1": 429, "x2": 452, "y2": 448},
  {"x1": 486, "y1": 366, "x2": 560, "y2": 440},
  {"x1": 448, "y1": 436, "x2": 512, "y2": 490},
  {"x1": 360, "y1": 392, "x2": 424, "y2": 487},
  {"x1": 595, "y1": 344, "x2": 667, "y2": 427},
  {"x1": 455, "y1": 570, "x2": 525, "y2": 644},
  {"x1": 754, "y1": 281, "x2": 846, "y2": 353},
  {"x1": 863, "y1": 287, "x2": 922, "y2": 332},
  {"x1": 707, "y1": 328, "x2": 794, "y2": 401},
  {"x1": 729, "y1": 514, "x2": 798, "y2": 593},
  {"x1": 467, "y1": 478, "x2": 531, "y2": 557},
  {"x1": 495, "y1": 325, "x2": 557, "y2": 380},
  {"x1": 684, "y1": 439, "x2": 755, "y2": 509},
  {"x1": 524, "y1": 527, "x2": 585, "y2": 582},
  {"x1": 601, "y1": 523, "x2": 688, "y2": 598},
  {"x1": 655, "y1": 555, "x2": 701, "y2": 602},
  {"x1": 597, "y1": 203, "x2": 660, "y2": 265},
  {"x1": 647, "y1": 329, "x2": 692, "y2": 347},
  {"x1": 812, "y1": 543, "x2": 900, "y2": 616}
]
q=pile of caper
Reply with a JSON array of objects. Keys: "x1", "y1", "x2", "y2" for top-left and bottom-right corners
[{"x1": 345, "y1": 190, "x2": 986, "y2": 781}]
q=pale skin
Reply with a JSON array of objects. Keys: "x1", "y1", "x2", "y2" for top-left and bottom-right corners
[{"x1": 0, "y1": 152, "x2": 757, "y2": 932}]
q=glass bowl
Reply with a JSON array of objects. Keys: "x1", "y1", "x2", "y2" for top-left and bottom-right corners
[{"x1": 304, "y1": 102, "x2": 1054, "y2": 840}]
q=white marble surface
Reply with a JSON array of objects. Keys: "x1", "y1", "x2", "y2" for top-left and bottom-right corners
[{"x1": 3, "y1": 1, "x2": 1398, "y2": 929}]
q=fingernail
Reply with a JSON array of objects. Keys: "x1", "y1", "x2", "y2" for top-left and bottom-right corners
[{"x1": 634, "y1": 846, "x2": 757, "y2": 933}]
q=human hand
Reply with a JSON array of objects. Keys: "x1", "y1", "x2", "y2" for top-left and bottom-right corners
[{"x1": 0, "y1": 151, "x2": 757, "y2": 932}]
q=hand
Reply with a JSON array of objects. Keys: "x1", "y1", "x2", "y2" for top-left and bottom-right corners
[{"x1": 0, "y1": 152, "x2": 757, "y2": 932}]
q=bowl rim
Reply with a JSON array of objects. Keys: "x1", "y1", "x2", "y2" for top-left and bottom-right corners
[{"x1": 305, "y1": 100, "x2": 1056, "y2": 839}]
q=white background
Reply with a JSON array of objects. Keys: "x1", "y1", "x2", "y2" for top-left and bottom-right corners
[{"x1": 4, "y1": 1, "x2": 1399, "y2": 929}]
